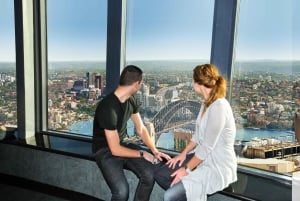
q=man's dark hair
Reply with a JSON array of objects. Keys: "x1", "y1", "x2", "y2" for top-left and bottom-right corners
[{"x1": 119, "y1": 65, "x2": 143, "y2": 86}]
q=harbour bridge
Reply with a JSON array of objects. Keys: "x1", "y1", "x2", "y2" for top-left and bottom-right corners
[{"x1": 151, "y1": 100, "x2": 201, "y2": 142}]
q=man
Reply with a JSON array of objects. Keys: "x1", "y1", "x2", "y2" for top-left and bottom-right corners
[{"x1": 93, "y1": 65, "x2": 171, "y2": 201}]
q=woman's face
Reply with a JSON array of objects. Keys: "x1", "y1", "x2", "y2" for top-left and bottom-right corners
[{"x1": 192, "y1": 80, "x2": 203, "y2": 95}]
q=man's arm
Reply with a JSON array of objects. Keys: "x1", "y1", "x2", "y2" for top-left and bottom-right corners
[
  {"x1": 105, "y1": 129, "x2": 142, "y2": 158},
  {"x1": 105, "y1": 129, "x2": 159, "y2": 163},
  {"x1": 131, "y1": 113, "x2": 171, "y2": 162}
]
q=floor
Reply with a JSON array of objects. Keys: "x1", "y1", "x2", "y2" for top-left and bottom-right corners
[
  {"x1": 0, "y1": 181, "x2": 249, "y2": 201},
  {"x1": 0, "y1": 173, "x2": 255, "y2": 201},
  {"x1": 0, "y1": 173, "x2": 103, "y2": 201},
  {"x1": 0, "y1": 183, "x2": 68, "y2": 201}
]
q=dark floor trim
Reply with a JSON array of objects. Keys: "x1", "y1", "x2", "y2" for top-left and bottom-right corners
[
  {"x1": 219, "y1": 191, "x2": 260, "y2": 201},
  {"x1": 0, "y1": 173, "x2": 104, "y2": 201}
]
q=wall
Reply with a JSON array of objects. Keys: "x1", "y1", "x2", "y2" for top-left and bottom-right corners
[
  {"x1": 1, "y1": 142, "x2": 291, "y2": 201},
  {"x1": 0, "y1": 143, "x2": 163, "y2": 200}
]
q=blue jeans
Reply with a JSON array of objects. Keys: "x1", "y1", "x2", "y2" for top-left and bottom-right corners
[
  {"x1": 154, "y1": 153, "x2": 194, "y2": 201},
  {"x1": 164, "y1": 181, "x2": 186, "y2": 201},
  {"x1": 94, "y1": 146, "x2": 155, "y2": 201}
]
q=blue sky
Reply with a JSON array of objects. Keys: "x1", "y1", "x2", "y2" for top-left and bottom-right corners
[{"x1": 0, "y1": 0, "x2": 299, "y2": 61}]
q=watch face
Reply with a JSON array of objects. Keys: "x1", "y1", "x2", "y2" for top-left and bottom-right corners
[
  {"x1": 153, "y1": 158, "x2": 159, "y2": 164},
  {"x1": 140, "y1": 150, "x2": 144, "y2": 158},
  {"x1": 184, "y1": 164, "x2": 191, "y2": 173},
  {"x1": 184, "y1": 164, "x2": 188, "y2": 169}
]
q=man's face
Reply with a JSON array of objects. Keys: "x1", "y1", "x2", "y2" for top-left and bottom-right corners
[{"x1": 133, "y1": 80, "x2": 143, "y2": 94}]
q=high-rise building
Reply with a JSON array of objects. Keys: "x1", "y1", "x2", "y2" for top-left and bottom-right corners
[
  {"x1": 174, "y1": 129, "x2": 193, "y2": 152},
  {"x1": 295, "y1": 112, "x2": 300, "y2": 142},
  {"x1": 72, "y1": 80, "x2": 85, "y2": 91},
  {"x1": 94, "y1": 73, "x2": 103, "y2": 90},
  {"x1": 67, "y1": 80, "x2": 74, "y2": 89}
]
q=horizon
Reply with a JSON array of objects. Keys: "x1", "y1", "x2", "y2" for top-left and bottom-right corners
[
  {"x1": 1, "y1": 59, "x2": 300, "y2": 63},
  {"x1": 1, "y1": 60, "x2": 300, "y2": 76}
]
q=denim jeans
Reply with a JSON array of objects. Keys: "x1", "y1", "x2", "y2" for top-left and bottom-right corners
[
  {"x1": 94, "y1": 146, "x2": 155, "y2": 201},
  {"x1": 164, "y1": 181, "x2": 186, "y2": 201},
  {"x1": 154, "y1": 153, "x2": 194, "y2": 201}
]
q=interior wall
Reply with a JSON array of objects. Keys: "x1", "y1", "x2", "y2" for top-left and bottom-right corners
[
  {"x1": 0, "y1": 143, "x2": 163, "y2": 201},
  {"x1": 0, "y1": 143, "x2": 291, "y2": 201}
]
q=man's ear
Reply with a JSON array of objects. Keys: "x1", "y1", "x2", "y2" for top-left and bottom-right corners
[{"x1": 134, "y1": 80, "x2": 141, "y2": 87}]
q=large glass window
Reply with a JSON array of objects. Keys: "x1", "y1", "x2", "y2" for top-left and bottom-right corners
[
  {"x1": 0, "y1": 0, "x2": 17, "y2": 129},
  {"x1": 126, "y1": 0, "x2": 214, "y2": 151},
  {"x1": 232, "y1": 0, "x2": 300, "y2": 174},
  {"x1": 47, "y1": 0, "x2": 107, "y2": 136}
]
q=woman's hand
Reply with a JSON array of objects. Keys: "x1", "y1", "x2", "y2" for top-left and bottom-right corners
[
  {"x1": 166, "y1": 153, "x2": 186, "y2": 169},
  {"x1": 170, "y1": 167, "x2": 188, "y2": 187}
]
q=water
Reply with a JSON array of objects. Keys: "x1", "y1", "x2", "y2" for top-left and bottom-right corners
[
  {"x1": 68, "y1": 119, "x2": 295, "y2": 149},
  {"x1": 68, "y1": 119, "x2": 94, "y2": 135},
  {"x1": 235, "y1": 128, "x2": 295, "y2": 142}
]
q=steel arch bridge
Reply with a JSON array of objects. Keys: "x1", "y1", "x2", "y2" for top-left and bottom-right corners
[{"x1": 151, "y1": 100, "x2": 201, "y2": 142}]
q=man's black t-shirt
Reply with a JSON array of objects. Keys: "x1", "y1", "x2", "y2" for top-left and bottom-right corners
[{"x1": 92, "y1": 93, "x2": 140, "y2": 153}]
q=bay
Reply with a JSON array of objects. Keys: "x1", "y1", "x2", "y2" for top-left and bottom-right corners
[{"x1": 68, "y1": 119, "x2": 295, "y2": 149}]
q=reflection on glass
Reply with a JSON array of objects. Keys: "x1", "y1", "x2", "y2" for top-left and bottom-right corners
[
  {"x1": 0, "y1": 0, "x2": 17, "y2": 128},
  {"x1": 126, "y1": 0, "x2": 214, "y2": 151},
  {"x1": 47, "y1": 0, "x2": 107, "y2": 135},
  {"x1": 233, "y1": 0, "x2": 300, "y2": 174}
]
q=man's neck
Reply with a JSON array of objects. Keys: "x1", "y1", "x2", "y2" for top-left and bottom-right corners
[{"x1": 114, "y1": 86, "x2": 132, "y2": 103}]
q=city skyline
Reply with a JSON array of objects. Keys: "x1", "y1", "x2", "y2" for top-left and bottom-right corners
[
  {"x1": 1, "y1": 60, "x2": 300, "y2": 75},
  {"x1": 0, "y1": 0, "x2": 300, "y2": 62}
]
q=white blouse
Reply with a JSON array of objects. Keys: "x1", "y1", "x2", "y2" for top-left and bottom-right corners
[{"x1": 181, "y1": 98, "x2": 237, "y2": 201}]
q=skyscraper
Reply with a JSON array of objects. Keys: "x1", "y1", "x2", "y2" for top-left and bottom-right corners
[{"x1": 94, "y1": 73, "x2": 103, "y2": 90}]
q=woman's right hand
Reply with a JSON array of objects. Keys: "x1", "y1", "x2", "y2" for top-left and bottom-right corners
[{"x1": 166, "y1": 153, "x2": 186, "y2": 169}]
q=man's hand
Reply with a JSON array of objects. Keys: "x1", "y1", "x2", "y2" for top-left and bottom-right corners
[
  {"x1": 142, "y1": 151, "x2": 155, "y2": 163},
  {"x1": 142, "y1": 151, "x2": 171, "y2": 164},
  {"x1": 153, "y1": 150, "x2": 172, "y2": 163}
]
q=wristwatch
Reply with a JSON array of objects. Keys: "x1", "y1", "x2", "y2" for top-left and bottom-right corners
[
  {"x1": 139, "y1": 150, "x2": 144, "y2": 158},
  {"x1": 184, "y1": 164, "x2": 192, "y2": 174}
]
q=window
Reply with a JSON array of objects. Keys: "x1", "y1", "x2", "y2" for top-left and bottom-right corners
[
  {"x1": 0, "y1": 0, "x2": 17, "y2": 128},
  {"x1": 125, "y1": 0, "x2": 214, "y2": 151},
  {"x1": 47, "y1": 0, "x2": 107, "y2": 136},
  {"x1": 232, "y1": 0, "x2": 300, "y2": 174}
]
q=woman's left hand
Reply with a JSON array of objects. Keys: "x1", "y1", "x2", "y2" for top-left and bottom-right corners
[
  {"x1": 170, "y1": 167, "x2": 188, "y2": 187},
  {"x1": 166, "y1": 153, "x2": 186, "y2": 169}
]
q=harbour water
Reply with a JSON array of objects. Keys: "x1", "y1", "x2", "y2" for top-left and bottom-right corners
[{"x1": 68, "y1": 119, "x2": 295, "y2": 150}]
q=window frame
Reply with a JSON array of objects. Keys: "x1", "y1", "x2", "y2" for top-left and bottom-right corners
[
  {"x1": 15, "y1": 0, "x2": 238, "y2": 141},
  {"x1": 13, "y1": 0, "x2": 295, "y2": 195}
]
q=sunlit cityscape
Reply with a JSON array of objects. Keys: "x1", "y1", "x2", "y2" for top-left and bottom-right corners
[{"x1": 1, "y1": 60, "x2": 299, "y2": 139}]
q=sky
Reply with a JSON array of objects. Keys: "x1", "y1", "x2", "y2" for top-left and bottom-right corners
[{"x1": 0, "y1": 0, "x2": 299, "y2": 62}]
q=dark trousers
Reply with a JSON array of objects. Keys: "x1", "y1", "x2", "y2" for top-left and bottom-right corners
[
  {"x1": 94, "y1": 146, "x2": 155, "y2": 201},
  {"x1": 153, "y1": 153, "x2": 194, "y2": 201}
]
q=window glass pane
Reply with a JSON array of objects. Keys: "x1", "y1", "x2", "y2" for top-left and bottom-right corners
[
  {"x1": 233, "y1": 0, "x2": 300, "y2": 174},
  {"x1": 126, "y1": 0, "x2": 214, "y2": 151},
  {"x1": 0, "y1": 0, "x2": 17, "y2": 130},
  {"x1": 47, "y1": 0, "x2": 107, "y2": 136}
]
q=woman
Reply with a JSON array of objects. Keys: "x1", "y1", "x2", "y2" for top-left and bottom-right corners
[{"x1": 154, "y1": 64, "x2": 237, "y2": 201}]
